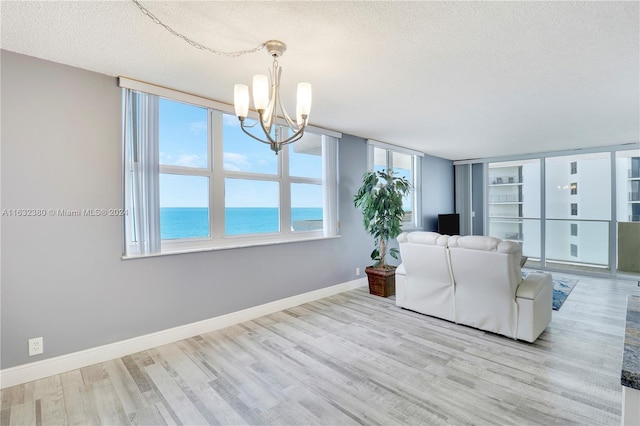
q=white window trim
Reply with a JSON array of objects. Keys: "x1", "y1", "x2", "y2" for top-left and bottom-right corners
[{"x1": 120, "y1": 79, "x2": 340, "y2": 258}]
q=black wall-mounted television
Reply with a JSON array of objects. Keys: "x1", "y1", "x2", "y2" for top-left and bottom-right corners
[{"x1": 438, "y1": 213, "x2": 460, "y2": 236}]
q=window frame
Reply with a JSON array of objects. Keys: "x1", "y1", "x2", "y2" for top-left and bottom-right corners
[{"x1": 120, "y1": 78, "x2": 341, "y2": 257}]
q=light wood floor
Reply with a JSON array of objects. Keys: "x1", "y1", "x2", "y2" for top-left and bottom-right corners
[{"x1": 2, "y1": 272, "x2": 639, "y2": 425}]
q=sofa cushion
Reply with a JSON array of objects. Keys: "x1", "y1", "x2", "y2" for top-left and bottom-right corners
[
  {"x1": 448, "y1": 235, "x2": 502, "y2": 251},
  {"x1": 398, "y1": 231, "x2": 445, "y2": 246}
]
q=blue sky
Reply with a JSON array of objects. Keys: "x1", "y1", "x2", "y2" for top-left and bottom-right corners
[{"x1": 158, "y1": 98, "x2": 322, "y2": 208}]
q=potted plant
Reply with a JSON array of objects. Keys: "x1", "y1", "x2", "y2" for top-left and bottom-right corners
[{"x1": 354, "y1": 169, "x2": 411, "y2": 297}]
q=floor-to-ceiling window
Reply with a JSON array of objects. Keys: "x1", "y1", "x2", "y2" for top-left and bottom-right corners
[
  {"x1": 545, "y1": 152, "x2": 611, "y2": 272},
  {"x1": 487, "y1": 159, "x2": 541, "y2": 261},
  {"x1": 458, "y1": 144, "x2": 640, "y2": 276}
]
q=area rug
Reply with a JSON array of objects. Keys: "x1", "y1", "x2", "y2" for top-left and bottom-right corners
[{"x1": 522, "y1": 271, "x2": 578, "y2": 310}]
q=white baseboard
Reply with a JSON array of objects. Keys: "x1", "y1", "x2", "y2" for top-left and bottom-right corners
[{"x1": 0, "y1": 278, "x2": 367, "y2": 389}]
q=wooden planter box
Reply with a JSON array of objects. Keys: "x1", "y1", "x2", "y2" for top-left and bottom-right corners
[{"x1": 365, "y1": 266, "x2": 396, "y2": 297}]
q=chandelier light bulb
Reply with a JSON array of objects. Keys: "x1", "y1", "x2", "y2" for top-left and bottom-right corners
[
  {"x1": 252, "y1": 74, "x2": 269, "y2": 111},
  {"x1": 297, "y1": 82, "x2": 312, "y2": 117},
  {"x1": 233, "y1": 84, "x2": 249, "y2": 118}
]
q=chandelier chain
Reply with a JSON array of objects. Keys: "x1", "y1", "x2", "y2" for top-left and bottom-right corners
[{"x1": 130, "y1": 0, "x2": 265, "y2": 58}]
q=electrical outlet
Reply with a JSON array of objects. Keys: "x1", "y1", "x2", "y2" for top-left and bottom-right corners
[
  {"x1": 356, "y1": 267, "x2": 361, "y2": 276},
  {"x1": 28, "y1": 337, "x2": 43, "y2": 356}
]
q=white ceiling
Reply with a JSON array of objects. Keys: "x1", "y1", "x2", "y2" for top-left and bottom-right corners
[{"x1": 1, "y1": 1, "x2": 638, "y2": 160}]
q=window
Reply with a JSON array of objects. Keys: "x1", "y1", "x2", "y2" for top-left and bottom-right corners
[
  {"x1": 368, "y1": 140, "x2": 422, "y2": 229},
  {"x1": 570, "y1": 182, "x2": 577, "y2": 195},
  {"x1": 121, "y1": 80, "x2": 340, "y2": 257},
  {"x1": 570, "y1": 161, "x2": 577, "y2": 174},
  {"x1": 158, "y1": 99, "x2": 211, "y2": 240},
  {"x1": 570, "y1": 203, "x2": 578, "y2": 216},
  {"x1": 570, "y1": 244, "x2": 578, "y2": 257},
  {"x1": 570, "y1": 223, "x2": 578, "y2": 236},
  {"x1": 487, "y1": 159, "x2": 541, "y2": 260}
]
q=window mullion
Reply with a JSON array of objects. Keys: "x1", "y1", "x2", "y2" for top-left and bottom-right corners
[
  {"x1": 280, "y1": 133, "x2": 292, "y2": 235},
  {"x1": 159, "y1": 165, "x2": 211, "y2": 177},
  {"x1": 211, "y1": 110, "x2": 225, "y2": 239}
]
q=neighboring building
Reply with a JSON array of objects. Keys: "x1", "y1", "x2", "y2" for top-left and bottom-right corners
[{"x1": 488, "y1": 160, "x2": 540, "y2": 260}]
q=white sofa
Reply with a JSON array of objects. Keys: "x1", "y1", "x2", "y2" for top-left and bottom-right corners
[{"x1": 396, "y1": 232, "x2": 552, "y2": 342}]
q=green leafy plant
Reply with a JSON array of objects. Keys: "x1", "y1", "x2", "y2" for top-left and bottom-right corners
[{"x1": 354, "y1": 169, "x2": 411, "y2": 269}]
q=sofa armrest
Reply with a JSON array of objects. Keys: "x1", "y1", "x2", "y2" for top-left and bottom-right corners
[
  {"x1": 516, "y1": 271, "x2": 552, "y2": 300},
  {"x1": 396, "y1": 263, "x2": 406, "y2": 276}
]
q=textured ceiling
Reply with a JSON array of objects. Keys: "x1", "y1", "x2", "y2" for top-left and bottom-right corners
[{"x1": 1, "y1": 1, "x2": 638, "y2": 160}]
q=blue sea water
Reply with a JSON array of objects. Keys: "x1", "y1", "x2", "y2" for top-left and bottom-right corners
[{"x1": 160, "y1": 207, "x2": 323, "y2": 240}]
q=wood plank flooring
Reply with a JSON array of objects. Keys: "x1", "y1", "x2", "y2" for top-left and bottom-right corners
[{"x1": 2, "y1": 272, "x2": 639, "y2": 425}]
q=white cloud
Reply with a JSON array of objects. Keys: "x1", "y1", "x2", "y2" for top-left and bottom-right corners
[
  {"x1": 188, "y1": 121, "x2": 207, "y2": 133},
  {"x1": 224, "y1": 152, "x2": 251, "y2": 171},
  {"x1": 175, "y1": 154, "x2": 206, "y2": 168},
  {"x1": 223, "y1": 114, "x2": 239, "y2": 126}
]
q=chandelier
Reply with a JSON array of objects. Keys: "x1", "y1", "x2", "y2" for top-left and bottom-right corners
[{"x1": 233, "y1": 40, "x2": 312, "y2": 155}]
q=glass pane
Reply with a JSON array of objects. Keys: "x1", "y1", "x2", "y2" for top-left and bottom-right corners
[
  {"x1": 159, "y1": 98, "x2": 208, "y2": 168},
  {"x1": 289, "y1": 133, "x2": 322, "y2": 179},
  {"x1": 373, "y1": 147, "x2": 387, "y2": 172},
  {"x1": 488, "y1": 159, "x2": 540, "y2": 218},
  {"x1": 488, "y1": 218, "x2": 541, "y2": 260},
  {"x1": 225, "y1": 179, "x2": 279, "y2": 235},
  {"x1": 223, "y1": 113, "x2": 277, "y2": 175},
  {"x1": 392, "y1": 152, "x2": 414, "y2": 222},
  {"x1": 488, "y1": 160, "x2": 541, "y2": 263},
  {"x1": 616, "y1": 149, "x2": 640, "y2": 223},
  {"x1": 616, "y1": 149, "x2": 640, "y2": 274},
  {"x1": 159, "y1": 174, "x2": 209, "y2": 240},
  {"x1": 291, "y1": 183, "x2": 323, "y2": 231},
  {"x1": 545, "y1": 220, "x2": 609, "y2": 267},
  {"x1": 545, "y1": 152, "x2": 611, "y2": 220}
]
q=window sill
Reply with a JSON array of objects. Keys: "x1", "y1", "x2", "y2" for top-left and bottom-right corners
[{"x1": 122, "y1": 233, "x2": 341, "y2": 260}]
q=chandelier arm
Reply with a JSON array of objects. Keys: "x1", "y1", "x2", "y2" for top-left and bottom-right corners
[
  {"x1": 272, "y1": 65, "x2": 298, "y2": 129},
  {"x1": 239, "y1": 119, "x2": 276, "y2": 146},
  {"x1": 256, "y1": 113, "x2": 278, "y2": 145},
  {"x1": 276, "y1": 85, "x2": 299, "y2": 129},
  {"x1": 262, "y1": 61, "x2": 280, "y2": 134},
  {"x1": 279, "y1": 124, "x2": 307, "y2": 147}
]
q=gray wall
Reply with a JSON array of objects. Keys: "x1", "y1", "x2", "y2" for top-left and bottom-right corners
[
  {"x1": 421, "y1": 154, "x2": 456, "y2": 232},
  {"x1": 0, "y1": 50, "x2": 453, "y2": 369}
]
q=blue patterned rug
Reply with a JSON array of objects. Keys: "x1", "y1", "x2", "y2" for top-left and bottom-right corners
[
  {"x1": 522, "y1": 272, "x2": 578, "y2": 310},
  {"x1": 551, "y1": 278, "x2": 578, "y2": 310}
]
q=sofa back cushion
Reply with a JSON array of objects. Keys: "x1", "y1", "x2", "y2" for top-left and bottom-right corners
[{"x1": 448, "y1": 235, "x2": 522, "y2": 338}]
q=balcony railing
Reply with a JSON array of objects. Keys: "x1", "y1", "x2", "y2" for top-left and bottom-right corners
[
  {"x1": 490, "y1": 176, "x2": 521, "y2": 185},
  {"x1": 292, "y1": 220, "x2": 323, "y2": 231},
  {"x1": 629, "y1": 168, "x2": 640, "y2": 179},
  {"x1": 489, "y1": 194, "x2": 522, "y2": 203},
  {"x1": 503, "y1": 232, "x2": 523, "y2": 241},
  {"x1": 630, "y1": 215, "x2": 640, "y2": 222},
  {"x1": 489, "y1": 212, "x2": 522, "y2": 218},
  {"x1": 629, "y1": 192, "x2": 640, "y2": 202}
]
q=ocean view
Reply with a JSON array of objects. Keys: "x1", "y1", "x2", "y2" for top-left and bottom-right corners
[{"x1": 160, "y1": 207, "x2": 323, "y2": 239}]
